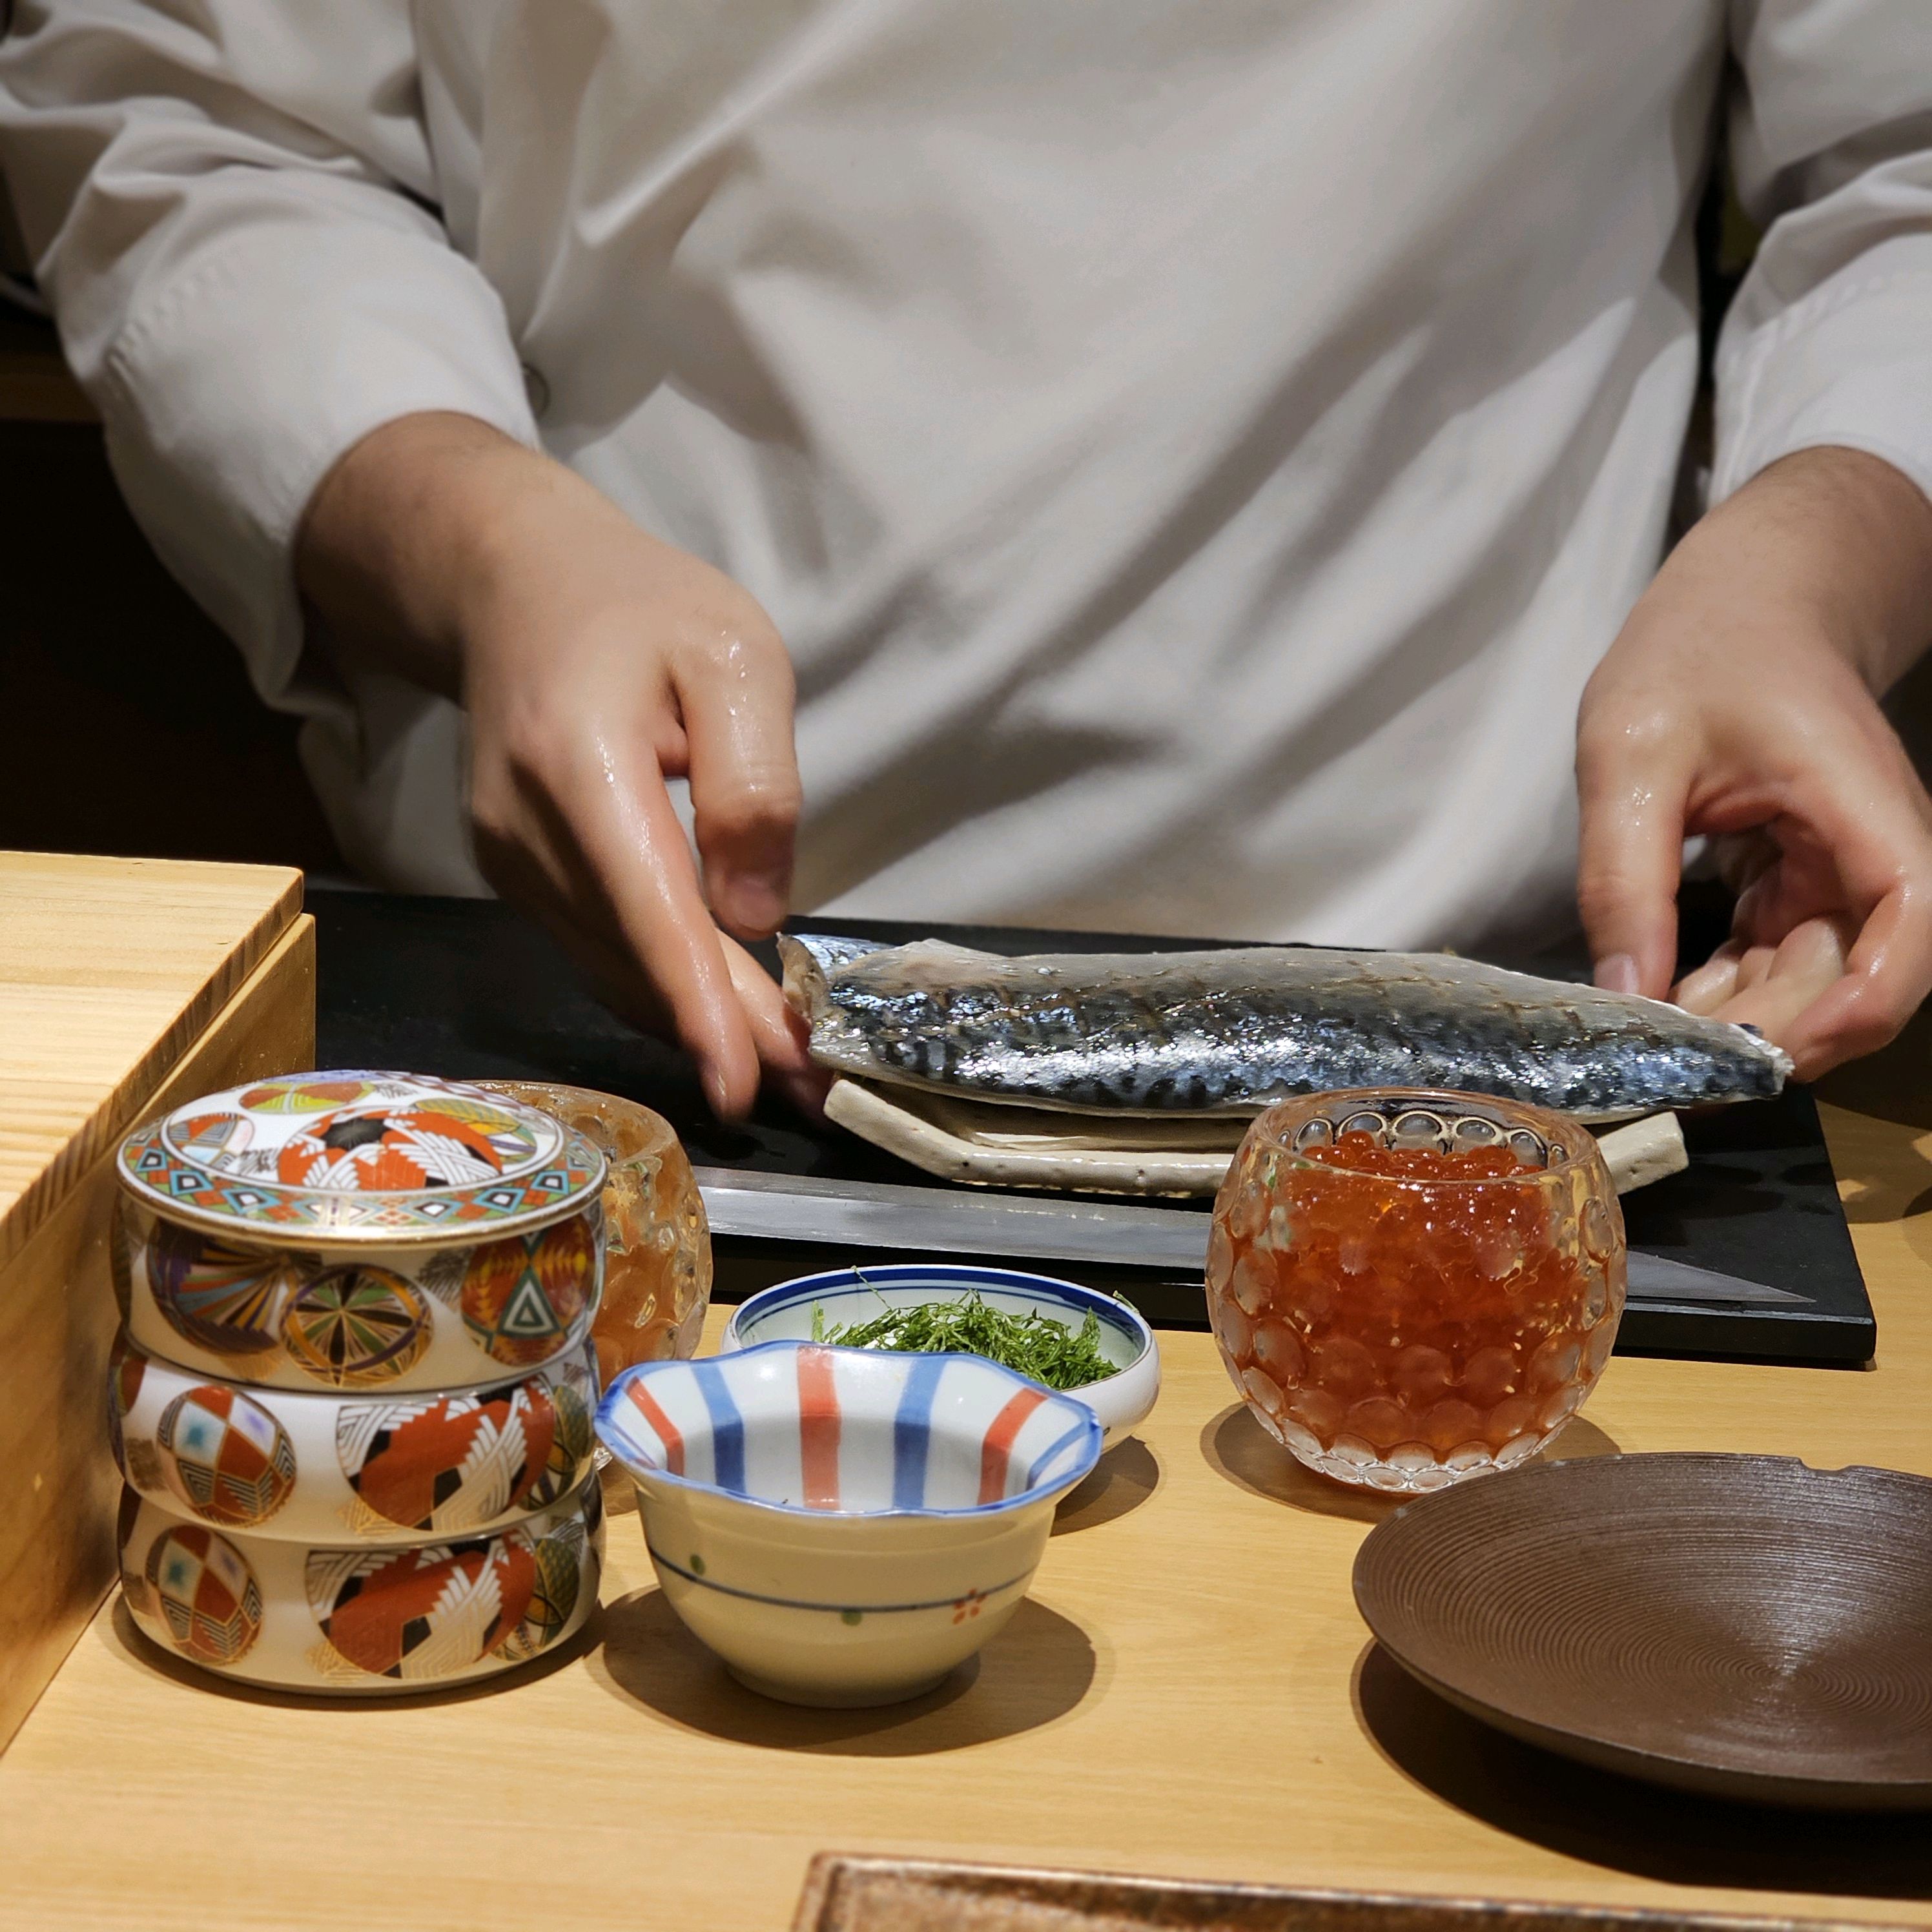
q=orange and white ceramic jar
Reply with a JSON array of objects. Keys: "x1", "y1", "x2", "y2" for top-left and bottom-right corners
[{"x1": 114, "y1": 1072, "x2": 608, "y2": 1396}]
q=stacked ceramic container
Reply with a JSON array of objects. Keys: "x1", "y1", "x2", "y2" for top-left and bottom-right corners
[{"x1": 108, "y1": 1071, "x2": 608, "y2": 1695}]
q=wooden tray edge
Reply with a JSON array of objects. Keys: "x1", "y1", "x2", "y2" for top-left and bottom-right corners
[{"x1": 792, "y1": 1853, "x2": 1901, "y2": 1932}]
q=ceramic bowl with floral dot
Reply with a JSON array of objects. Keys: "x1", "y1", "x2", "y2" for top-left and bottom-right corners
[{"x1": 596, "y1": 1341, "x2": 1100, "y2": 1708}]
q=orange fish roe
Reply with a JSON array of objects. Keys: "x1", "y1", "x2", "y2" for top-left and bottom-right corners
[
  {"x1": 1300, "y1": 1129, "x2": 1532, "y2": 1181},
  {"x1": 1208, "y1": 1108, "x2": 1623, "y2": 1491}
]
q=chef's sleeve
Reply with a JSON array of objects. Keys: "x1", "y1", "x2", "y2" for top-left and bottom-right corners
[
  {"x1": 0, "y1": 1, "x2": 537, "y2": 709},
  {"x1": 1714, "y1": 0, "x2": 1932, "y2": 509}
]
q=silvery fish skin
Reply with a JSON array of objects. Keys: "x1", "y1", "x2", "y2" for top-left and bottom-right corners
[{"x1": 779, "y1": 935, "x2": 1793, "y2": 1123}]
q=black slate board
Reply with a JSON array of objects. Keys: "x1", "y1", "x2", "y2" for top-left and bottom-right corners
[{"x1": 305, "y1": 889, "x2": 1875, "y2": 1365}]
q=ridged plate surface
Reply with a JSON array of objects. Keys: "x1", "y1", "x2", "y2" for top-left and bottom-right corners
[{"x1": 1353, "y1": 1452, "x2": 1932, "y2": 1809}]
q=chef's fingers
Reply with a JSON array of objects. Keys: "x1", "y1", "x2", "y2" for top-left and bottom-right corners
[
  {"x1": 723, "y1": 934, "x2": 833, "y2": 1120},
  {"x1": 510, "y1": 728, "x2": 763, "y2": 1119},
  {"x1": 469, "y1": 771, "x2": 658, "y2": 1023},
  {"x1": 484, "y1": 851, "x2": 681, "y2": 1040},
  {"x1": 1575, "y1": 726, "x2": 1692, "y2": 1000},
  {"x1": 1731, "y1": 941, "x2": 1779, "y2": 996},
  {"x1": 1672, "y1": 941, "x2": 1744, "y2": 1015},
  {"x1": 671, "y1": 615, "x2": 803, "y2": 943},
  {"x1": 1725, "y1": 772, "x2": 1932, "y2": 1075},
  {"x1": 1675, "y1": 937, "x2": 1784, "y2": 1017},
  {"x1": 1775, "y1": 881, "x2": 1932, "y2": 1078},
  {"x1": 510, "y1": 909, "x2": 822, "y2": 1118},
  {"x1": 1699, "y1": 916, "x2": 1853, "y2": 1049}
]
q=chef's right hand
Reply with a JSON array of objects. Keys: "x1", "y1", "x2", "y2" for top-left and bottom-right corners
[{"x1": 296, "y1": 411, "x2": 825, "y2": 1120}]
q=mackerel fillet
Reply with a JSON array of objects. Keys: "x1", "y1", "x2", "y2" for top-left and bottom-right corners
[{"x1": 779, "y1": 936, "x2": 1791, "y2": 1123}]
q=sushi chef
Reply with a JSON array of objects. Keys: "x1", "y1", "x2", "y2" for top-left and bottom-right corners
[{"x1": 3, "y1": 3, "x2": 1931, "y2": 1118}]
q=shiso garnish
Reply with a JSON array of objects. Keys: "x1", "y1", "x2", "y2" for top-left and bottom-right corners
[{"x1": 810, "y1": 1285, "x2": 1116, "y2": 1390}]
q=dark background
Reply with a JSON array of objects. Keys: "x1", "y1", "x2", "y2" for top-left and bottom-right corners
[{"x1": 0, "y1": 303, "x2": 343, "y2": 876}]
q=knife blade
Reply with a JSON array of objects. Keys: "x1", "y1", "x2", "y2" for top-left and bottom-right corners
[
  {"x1": 1623, "y1": 1250, "x2": 1811, "y2": 1308},
  {"x1": 692, "y1": 1167, "x2": 1811, "y2": 1307}
]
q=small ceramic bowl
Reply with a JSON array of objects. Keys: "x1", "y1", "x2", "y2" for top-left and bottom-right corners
[
  {"x1": 109, "y1": 1331, "x2": 599, "y2": 1544},
  {"x1": 118, "y1": 1477, "x2": 603, "y2": 1694},
  {"x1": 595, "y1": 1341, "x2": 1101, "y2": 1707},
  {"x1": 115, "y1": 1072, "x2": 606, "y2": 1393},
  {"x1": 721, "y1": 1265, "x2": 1159, "y2": 1450}
]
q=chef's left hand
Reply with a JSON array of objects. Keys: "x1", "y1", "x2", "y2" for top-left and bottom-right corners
[{"x1": 1574, "y1": 445, "x2": 1932, "y2": 1079}]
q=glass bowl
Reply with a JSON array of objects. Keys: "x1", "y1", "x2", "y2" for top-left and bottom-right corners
[
  {"x1": 477, "y1": 1082, "x2": 711, "y2": 1380},
  {"x1": 1207, "y1": 1088, "x2": 1625, "y2": 1494}
]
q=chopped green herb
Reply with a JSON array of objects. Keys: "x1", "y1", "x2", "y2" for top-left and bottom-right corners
[{"x1": 810, "y1": 1288, "x2": 1116, "y2": 1390}]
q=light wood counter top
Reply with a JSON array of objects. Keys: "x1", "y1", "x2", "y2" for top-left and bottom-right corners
[
  {"x1": 0, "y1": 850, "x2": 303, "y2": 1264},
  {"x1": 3, "y1": 1031, "x2": 1930, "y2": 1930}
]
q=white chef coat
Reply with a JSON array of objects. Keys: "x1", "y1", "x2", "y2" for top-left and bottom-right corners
[{"x1": 3, "y1": 3, "x2": 1930, "y2": 951}]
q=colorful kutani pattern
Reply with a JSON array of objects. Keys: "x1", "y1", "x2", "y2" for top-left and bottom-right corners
[
  {"x1": 143, "y1": 1524, "x2": 264, "y2": 1667},
  {"x1": 457, "y1": 1213, "x2": 598, "y2": 1367},
  {"x1": 143, "y1": 1217, "x2": 309, "y2": 1357},
  {"x1": 495, "y1": 1514, "x2": 588, "y2": 1663},
  {"x1": 539, "y1": 1377, "x2": 597, "y2": 1506},
  {"x1": 238, "y1": 1076, "x2": 378, "y2": 1115},
  {"x1": 333, "y1": 1361, "x2": 591, "y2": 1536},
  {"x1": 305, "y1": 1535, "x2": 537, "y2": 1681},
  {"x1": 280, "y1": 1265, "x2": 431, "y2": 1387},
  {"x1": 119, "y1": 1073, "x2": 602, "y2": 1240},
  {"x1": 157, "y1": 1384, "x2": 298, "y2": 1527},
  {"x1": 274, "y1": 1102, "x2": 538, "y2": 1193}
]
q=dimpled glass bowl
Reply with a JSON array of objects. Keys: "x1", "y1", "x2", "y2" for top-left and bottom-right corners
[
  {"x1": 478, "y1": 1081, "x2": 710, "y2": 1378},
  {"x1": 1207, "y1": 1089, "x2": 1626, "y2": 1494}
]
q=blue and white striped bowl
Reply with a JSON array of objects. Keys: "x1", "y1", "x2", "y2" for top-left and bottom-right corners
[
  {"x1": 595, "y1": 1341, "x2": 1102, "y2": 1707},
  {"x1": 721, "y1": 1264, "x2": 1160, "y2": 1450}
]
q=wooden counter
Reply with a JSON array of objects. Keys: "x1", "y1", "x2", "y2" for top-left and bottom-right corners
[{"x1": 3, "y1": 1034, "x2": 1930, "y2": 1929}]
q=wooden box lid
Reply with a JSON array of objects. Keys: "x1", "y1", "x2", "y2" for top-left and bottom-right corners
[{"x1": 0, "y1": 850, "x2": 304, "y2": 1266}]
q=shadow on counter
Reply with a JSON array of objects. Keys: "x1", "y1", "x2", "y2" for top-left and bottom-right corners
[
  {"x1": 1353, "y1": 1642, "x2": 1932, "y2": 1899},
  {"x1": 588, "y1": 1587, "x2": 1104, "y2": 1757},
  {"x1": 1199, "y1": 1404, "x2": 1626, "y2": 1527}
]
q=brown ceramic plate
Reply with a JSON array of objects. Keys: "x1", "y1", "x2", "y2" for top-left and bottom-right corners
[
  {"x1": 1353, "y1": 1453, "x2": 1932, "y2": 1811},
  {"x1": 792, "y1": 1853, "x2": 1897, "y2": 1929}
]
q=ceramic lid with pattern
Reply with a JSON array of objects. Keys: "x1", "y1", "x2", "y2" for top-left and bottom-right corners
[{"x1": 117, "y1": 1071, "x2": 606, "y2": 1246}]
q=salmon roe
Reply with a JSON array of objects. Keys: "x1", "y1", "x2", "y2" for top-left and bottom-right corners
[
  {"x1": 1208, "y1": 1109, "x2": 1624, "y2": 1492},
  {"x1": 1301, "y1": 1130, "x2": 1532, "y2": 1181}
]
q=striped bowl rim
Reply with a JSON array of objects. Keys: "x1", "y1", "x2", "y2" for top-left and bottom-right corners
[{"x1": 595, "y1": 1340, "x2": 1104, "y2": 1521}]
